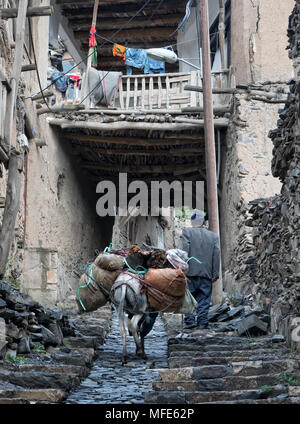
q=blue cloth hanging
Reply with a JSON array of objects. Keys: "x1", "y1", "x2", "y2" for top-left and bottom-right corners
[
  {"x1": 52, "y1": 71, "x2": 69, "y2": 93},
  {"x1": 125, "y1": 48, "x2": 147, "y2": 75}
]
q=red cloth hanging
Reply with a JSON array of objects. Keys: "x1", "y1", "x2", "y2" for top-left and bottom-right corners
[{"x1": 89, "y1": 25, "x2": 97, "y2": 48}]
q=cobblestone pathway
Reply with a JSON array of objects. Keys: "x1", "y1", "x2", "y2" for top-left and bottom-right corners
[{"x1": 65, "y1": 311, "x2": 168, "y2": 404}]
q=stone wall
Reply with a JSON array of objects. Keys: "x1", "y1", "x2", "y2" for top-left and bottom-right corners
[
  {"x1": 227, "y1": 1, "x2": 300, "y2": 346},
  {"x1": 231, "y1": 0, "x2": 294, "y2": 84},
  {"x1": 0, "y1": 1, "x2": 112, "y2": 307},
  {"x1": 220, "y1": 84, "x2": 285, "y2": 294}
]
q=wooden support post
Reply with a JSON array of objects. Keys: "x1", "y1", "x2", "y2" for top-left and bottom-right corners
[
  {"x1": 198, "y1": 0, "x2": 223, "y2": 304},
  {"x1": 4, "y1": 0, "x2": 28, "y2": 155},
  {"x1": 0, "y1": 152, "x2": 23, "y2": 278},
  {"x1": 82, "y1": 0, "x2": 100, "y2": 108},
  {"x1": 0, "y1": 6, "x2": 53, "y2": 20},
  {"x1": 218, "y1": 0, "x2": 226, "y2": 70}
]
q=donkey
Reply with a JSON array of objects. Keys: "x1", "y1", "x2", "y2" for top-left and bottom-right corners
[
  {"x1": 110, "y1": 248, "x2": 189, "y2": 364},
  {"x1": 111, "y1": 272, "x2": 149, "y2": 364}
]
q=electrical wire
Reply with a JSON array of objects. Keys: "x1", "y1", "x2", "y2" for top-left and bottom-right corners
[
  {"x1": 26, "y1": 0, "x2": 154, "y2": 103},
  {"x1": 27, "y1": 17, "x2": 54, "y2": 113},
  {"x1": 81, "y1": 0, "x2": 154, "y2": 105}
]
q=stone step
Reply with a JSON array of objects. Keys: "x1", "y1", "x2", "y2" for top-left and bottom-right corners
[
  {"x1": 230, "y1": 359, "x2": 300, "y2": 377},
  {"x1": 157, "y1": 360, "x2": 300, "y2": 381},
  {"x1": 168, "y1": 354, "x2": 294, "y2": 368},
  {"x1": 169, "y1": 335, "x2": 283, "y2": 348},
  {"x1": 196, "y1": 396, "x2": 300, "y2": 405},
  {"x1": 0, "y1": 369, "x2": 81, "y2": 391},
  {"x1": 13, "y1": 364, "x2": 89, "y2": 378},
  {"x1": 168, "y1": 347, "x2": 290, "y2": 358},
  {"x1": 168, "y1": 343, "x2": 289, "y2": 354},
  {"x1": 0, "y1": 398, "x2": 30, "y2": 404},
  {"x1": 49, "y1": 347, "x2": 96, "y2": 367},
  {"x1": 63, "y1": 336, "x2": 98, "y2": 349},
  {"x1": 152, "y1": 373, "x2": 298, "y2": 392},
  {"x1": 145, "y1": 384, "x2": 287, "y2": 403},
  {"x1": 145, "y1": 389, "x2": 300, "y2": 405},
  {"x1": 0, "y1": 388, "x2": 67, "y2": 403}
]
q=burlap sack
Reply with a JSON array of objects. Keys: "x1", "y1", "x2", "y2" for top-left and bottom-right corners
[
  {"x1": 76, "y1": 266, "x2": 118, "y2": 314},
  {"x1": 144, "y1": 268, "x2": 186, "y2": 298},
  {"x1": 94, "y1": 253, "x2": 124, "y2": 271},
  {"x1": 145, "y1": 285, "x2": 183, "y2": 313}
]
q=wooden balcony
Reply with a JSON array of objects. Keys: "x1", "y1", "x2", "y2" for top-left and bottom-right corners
[{"x1": 43, "y1": 68, "x2": 234, "y2": 115}]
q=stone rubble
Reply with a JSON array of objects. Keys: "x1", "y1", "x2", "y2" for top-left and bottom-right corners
[{"x1": 0, "y1": 280, "x2": 112, "y2": 404}]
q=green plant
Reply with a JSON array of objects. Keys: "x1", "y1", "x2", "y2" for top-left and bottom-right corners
[
  {"x1": 31, "y1": 343, "x2": 46, "y2": 355},
  {"x1": 279, "y1": 371, "x2": 300, "y2": 386},
  {"x1": 261, "y1": 385, "x2": 273, "y2": 394},
  {"x1": 6, "y1": 355, "x2": 29, "y2": 364}
]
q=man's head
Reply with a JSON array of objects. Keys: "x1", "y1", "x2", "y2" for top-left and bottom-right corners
[{"x1": 191, "y1": 209, "x2": 205, "y2": 227}]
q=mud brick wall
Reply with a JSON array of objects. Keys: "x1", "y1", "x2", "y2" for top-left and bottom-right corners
[{"x1": 243, "y1": 1, "x2": 300, "y2": 344}]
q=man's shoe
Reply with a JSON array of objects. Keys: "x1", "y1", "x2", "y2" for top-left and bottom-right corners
[{"x1": 184, "y1": 323, "x2": 197, "y2": 330}]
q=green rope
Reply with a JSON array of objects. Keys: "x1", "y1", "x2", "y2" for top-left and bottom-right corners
[
  {"x1": 77, "y1": 244, "x2": 112, "y2": 312},
  {"x1": 123, "y1": 257, "x2": 147, "y2": 274},
  {"x1": 186, "y1": 256, "x2": 202, "y2": 264},
  {"x1": 77, "y1": 263, "x2": 94, "y2": 312}
]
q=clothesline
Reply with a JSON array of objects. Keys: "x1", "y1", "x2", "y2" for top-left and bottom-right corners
[{"x1": 96, "y1": 31, "x2": 221, "y2": 51}]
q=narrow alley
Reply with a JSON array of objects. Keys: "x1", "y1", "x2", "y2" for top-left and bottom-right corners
[{"x1": 0, "y1": 0, "x2": 300, "y2": 410}]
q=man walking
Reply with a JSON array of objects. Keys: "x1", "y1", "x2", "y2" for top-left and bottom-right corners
[{"x1": 182, "y1": 210, "x2": 220, "y2": 329}]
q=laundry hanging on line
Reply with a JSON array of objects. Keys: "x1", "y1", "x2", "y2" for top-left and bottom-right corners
[
  {"x1": 112, "y1": 44, "x2": 174, "y2": 75},
  {"x1": 89, "y1": 25, "x2": 98, "y2": 68}
]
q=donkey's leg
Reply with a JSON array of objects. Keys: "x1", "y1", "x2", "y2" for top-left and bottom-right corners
[
  {"x1": 129, "y1": 314, "x2": 148, "y2": 360},
  {"x1": 118, "y1": 286, "x2": 128, "y2": 364}
]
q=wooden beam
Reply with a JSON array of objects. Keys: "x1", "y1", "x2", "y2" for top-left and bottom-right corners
[
  {"x1": 0, "y1": 145, "x2": 9, "y2": 163},
  {"x1": 88, "y1": 173, "x2": 204, "y2": 183},
  {"x1": 4, "y1": 0, "x2": 28, "y2": 155},
  {"x1": 31, "y1": 89, "x2": 54, "y2": 101},
  {"x1": 71, "y1": 146, "x2": 204, "y2": 156},
  {"x1": 73, "y1": 27, "x2": 177, "y2": 42},
  {"x1": 0, "y1": 64, "x2": 11, "y2": 91},
  {"x1": 64, "y1": 133, "x2": 204, "y2": 146},
  {"x1": 82, "y1": 162, "x2": 200, "y2": 174},
  {"x1": 0, "y1": 152, "x2": 23, "y2": 278},
  {"x1": 48, "y1": 118, "x2": 208, "y2": 132},
  {"x1": 218, "y1": 0, "x2": 226, "y2": 70},
  {"x1": 21, "y1": 64, "x2": 37, "y2": 72},
  {"x1": 37, "y1": 104, "x2": 85, "y2": 115},
  {"x1": 175, "y1": 117, "x2": 229, "y2": 128},
  {"x1": 60, "y1": 0, "x2": 185, "y2": 17},
  {"x1": 181, "y1": 106, "x2": 231, "y2": 114},
  {"x1": 69, "y1": 15, "x2": 182, "y2": 31},
  {"x1": 184, "y1": 84, "x2": 236, "y2": 94},
  {"x1": 0, "y1": 6, "x2": 53, "y2": 20}
]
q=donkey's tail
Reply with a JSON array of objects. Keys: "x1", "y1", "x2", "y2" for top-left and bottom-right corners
[{"x1": 118, "y1": 284, "x2": 127, "y2": 320}]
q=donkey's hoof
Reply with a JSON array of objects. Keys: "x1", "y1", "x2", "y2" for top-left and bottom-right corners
[
  {"x1": 122, "y1": 357, "x2": 128, "y2": 365},
  {"x1": 137, "y1": 351, "x2": 148, "y2": 360}
]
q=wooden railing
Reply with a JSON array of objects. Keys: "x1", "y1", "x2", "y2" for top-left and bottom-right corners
[
  {"x1": 114, "y1": 69, "x2": 233, "y2": 111},
  {"x1": 49, "y1": 69, "x2": 234, "y2": 113}
]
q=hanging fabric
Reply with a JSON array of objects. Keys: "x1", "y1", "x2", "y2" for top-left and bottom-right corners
[
  {"x1": 89, "y1": 25, "x2": 97, "y2": 47},
  {"x1": 91, "y1": 45, "x2": 98, "y2": 69},
  {"x1": 112, "y1": 43, "x2": 127, "y2": 61},
  {"x1": 89, "y1": 25, "x2": 98, "y2": 69}
]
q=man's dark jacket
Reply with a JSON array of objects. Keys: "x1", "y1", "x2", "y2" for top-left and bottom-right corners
[{"x1": 182, "y1": 226, "x2": 220, "y2": 281}]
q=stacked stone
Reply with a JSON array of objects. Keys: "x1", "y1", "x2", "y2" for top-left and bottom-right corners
[
  {"x1": 0, "y1": 281, "x2": 73, "y2": 359},
  {"x1": 233, "y1": 1, "x2": 300, "y2": 341}
]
